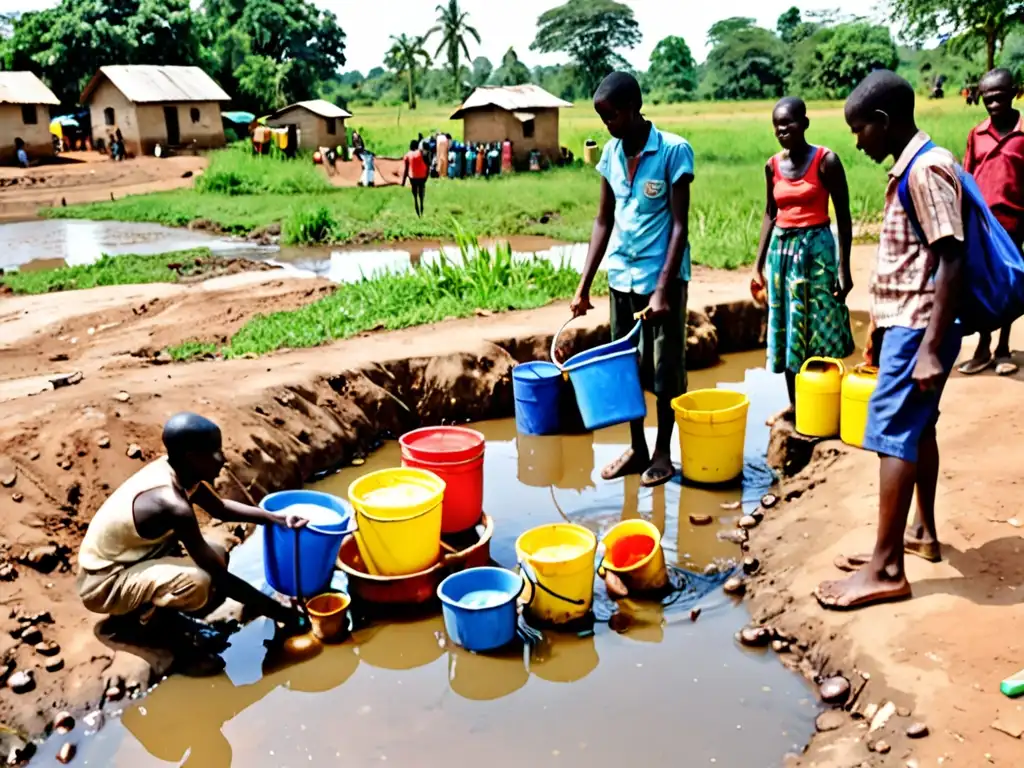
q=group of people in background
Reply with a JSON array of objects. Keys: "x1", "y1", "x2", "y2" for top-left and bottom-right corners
[{"x1": 419, "y1": 132, "x2": 513, "y2": 180}]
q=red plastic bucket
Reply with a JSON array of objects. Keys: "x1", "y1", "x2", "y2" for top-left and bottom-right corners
[{"x1": 400, "y1": 427, "x2": 485, "y2": 534}]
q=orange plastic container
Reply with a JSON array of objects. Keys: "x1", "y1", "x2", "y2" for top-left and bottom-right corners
[{"x1": 400, "y1": 427, "x2": 485, "y2": 534}]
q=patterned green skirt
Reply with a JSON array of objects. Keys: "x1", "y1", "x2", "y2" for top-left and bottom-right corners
[{"x1": 766, "y1": 225, "x2": 854, "y2": 374}]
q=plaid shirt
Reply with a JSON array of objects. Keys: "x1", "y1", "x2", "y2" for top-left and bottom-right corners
[{"x1": 872, "y1": 131, "x2": 964, "y2": 329}]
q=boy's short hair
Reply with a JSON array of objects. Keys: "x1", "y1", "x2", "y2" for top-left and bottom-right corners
[
  {"x1": 980, "y1": 68, "x2": 1015, "y2": 90},
  {"x1": 774, "y1": 96, "x2": 807, "y2": 120},
  {"x1": 594, "y1": 71, "x2": 643, "y2": 110},
  {"x1": 845, "y1": 69, "x2": 915, "y2": 125}
]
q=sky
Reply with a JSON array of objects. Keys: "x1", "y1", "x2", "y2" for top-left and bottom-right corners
[{"x1": 5, "y1": 0, "x2": 887, "y2": 72}]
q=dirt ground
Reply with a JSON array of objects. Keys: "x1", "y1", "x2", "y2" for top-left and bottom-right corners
[
  {"x1": 322, "y1": 155, "x2": 405, "y2": 187},
  {"x1": 1, "y1": 247, "x2": 1023, "y2": 766},
  {"x1": 0, "y1": 152, "x2": 206, "y2": 221}
]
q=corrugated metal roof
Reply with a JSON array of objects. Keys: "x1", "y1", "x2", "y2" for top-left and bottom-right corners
[
  {"x1": 269, "y1": 99, "x2": 352, "y2": 120},
  {"x1": 81, "y1": 66, "x2": 230, "y2": 104},
  {"x1": 0, "y1": 72, "x2": 59, "y2": 106},
  {"x1": 451, "y1": 85, "x2": 572, "y2": 119}
]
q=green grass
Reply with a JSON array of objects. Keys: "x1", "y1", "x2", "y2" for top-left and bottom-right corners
[
  {"x1": 46, "y1": 99, "x2": 987, "y2": 268},
  {"x1": 0, "y1": 248, "x2": 219, "y2": 294},
  {"x1": 167, "y1": 227, "x2": 608, "y2": 360}
]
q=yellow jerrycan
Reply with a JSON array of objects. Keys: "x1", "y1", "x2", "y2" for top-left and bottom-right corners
[
  {"x1": 795, "y1": 357, "x2": 845, "y2": 438},
  {"x1": 840, "y1": 364, "x2": 879, "y2": 448}
]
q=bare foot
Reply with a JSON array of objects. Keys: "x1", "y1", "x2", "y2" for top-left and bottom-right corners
[
  {"x1": 601, "y1": 447, "x2": 650, "y2": 481},
  {"x1": 814, "y1": 567, "x2": 912, "y2": 610},
  {"x1": 766, "y1": 405, "x2": 795, "y2": 427},
  {"x1": 640, "y1": 452, "x2": 674, "y2": 488},
  {"x1": 833, "y1": 535, "x2": 941, "y2": 572}
]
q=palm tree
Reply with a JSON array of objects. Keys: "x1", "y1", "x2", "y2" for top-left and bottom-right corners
[
  {"x1": 384, "y1": 34, "x2": 432, "y2": 109},
  {"x1": 425, "y1": 0, "x2": 481, "y2": 100}
]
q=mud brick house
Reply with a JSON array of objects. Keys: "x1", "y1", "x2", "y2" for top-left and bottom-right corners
[
  {"x1": 0, "y1": 71, "x2": 59, "y2": 164},
  {"x1": 82, "y1": 65, "x2": 230, "y2": 157},
  {"x1": 266, "y1": 99, "x2": 353, "y2": 152}
]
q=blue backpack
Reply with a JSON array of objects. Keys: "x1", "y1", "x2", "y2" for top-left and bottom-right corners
[{"x1": 898, "y1": 140, "x2": 1024, "y2": 334}]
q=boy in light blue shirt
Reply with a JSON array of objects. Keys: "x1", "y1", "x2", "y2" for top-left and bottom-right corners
[{"x1": 570, "y1": 72, "x2": 694, "y2": 487}]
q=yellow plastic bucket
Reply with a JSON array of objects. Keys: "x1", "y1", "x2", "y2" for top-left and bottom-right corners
[
  {"x1": 795, "y1": 357, "x2": 845, "y2": 438},
  {"x1": 348, "y1": 468, "x2": 445, "y2": 576},
  {"x1": 672, "y1": 389, "x2": 750, "y2": 484},
  {"x1": 841, "y1": 364, "x2": 879, "y2": 448},
  {"x1": 515, "y1": 523, "x2": 597, "y2": 625},
  {"x1": 598, "y1": 519, "x2": 668, "y2": 593}
]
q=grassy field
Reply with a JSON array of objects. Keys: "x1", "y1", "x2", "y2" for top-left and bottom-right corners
[
  {"x1": 48, "y1": 99, "x2": 986, "y2": 269},
  {"x1": 168, "y1": 229, "x2": 607, "y2": 360},
  {"x1": 0, "y1": 248, "x2": 220, "y2": 294}
]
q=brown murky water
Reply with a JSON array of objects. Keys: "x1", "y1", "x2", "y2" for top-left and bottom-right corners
[{"x1": 32, "y1": 353, "x2": 822, "y2": 767}]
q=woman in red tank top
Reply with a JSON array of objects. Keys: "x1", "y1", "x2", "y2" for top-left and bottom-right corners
[
  {"x1": 402, "y1": 139, "x2": 430, "y2": 217},
  {"x1": 752, "y1": 97, "x2": 855, "y2": 425}
]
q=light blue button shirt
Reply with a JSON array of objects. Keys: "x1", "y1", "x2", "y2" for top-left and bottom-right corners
[{"x1": 597, "y1": 125, "x2": 694, "y2": 294}]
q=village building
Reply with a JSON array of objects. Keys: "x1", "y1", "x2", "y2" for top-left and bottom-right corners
[
  {"x1": 0, "y1": 71, "x2": 59, "y2": 165},
  {"x1": 81, "y1": 65, "x2": 230, "y2": 157},
  {"x1": 450, "y1": 84, "x2": 572, "y2": 167},
  {"x1": 266, "y1": 100, "x2": 352, "y2": 152}
]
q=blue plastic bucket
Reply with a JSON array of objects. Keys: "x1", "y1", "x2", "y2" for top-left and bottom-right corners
[
  {"x1": 513, "y1": 361, "x2": 563, "y2": 435},
  {"x1": 437, "y1": 567, "x2": 524, "y2": 652},
  {"x1": 259, "y1": 490, "x2": 356, "y2": 597},
  {"x1": 555, "y1": 320, "x2": 646, "y2": 431}
]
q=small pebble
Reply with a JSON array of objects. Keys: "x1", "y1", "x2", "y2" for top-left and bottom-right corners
[
  {"x1": 11, "y1": 493, "x2": 22, "y2": 503},
  {"x1": 114, "y1": 391, "x2": 131, "y2": 403},
  {"x1": 126, "y1": 444, "x2": 143, "y2": 460},
  {"x1": 105, "y1": 686, "x2": 124, "y2": 702},
  {"x1": 815, "y1": 710, "x2": 845, "y2": 732},
  {"x1": 819, "y1": 675, "x2": 851, "y2": 705},
  {"x1": 82, "y1": 711, "x2": 104, "y2": 732},
  {"x1": 0, "y1": 472, "x2": 15, "y2": 488},
  {"x1": 723, "y1": 576, "x2": 746, "y2": 596},
  {"x1": 7, "y1": 670, "x2": 35, "y2": 694},
  {"x1": 19, "y1": 627, "x2": 42, "y2": 645},
  {"x1": 59, "y1": 459, "x2": 72, "y2": 471},
  {"x1": 351, "y1": 457, "x2": 366, "y2": 466},
  {"x1": 689, "y1": 514, "x2": 713, "y2": 526},
  {"x1": 54, "y1": 711, "x2": 75, "y2": 734},
  {"x1": 720, "y1": 501, "x2": 741, "y2": 510},
  {"x1": 760, "y1": 493, "x2": 779, "y2": 509},
  {"x1": 35, "y1": 641, "x2": 60, "y2": 657},
  {"x1": 703, "y1": 563, "x2": 720, "y2": 576},
  {"x1": 689, "y1": 607, "x2": 702, "y2": 621},
  {"x1": 28, "y1": 449, "x2": 40, "y2": 460},
  {"x1": 906, "y1": 722, "x2": 929, "y2": 739},
  {"x1": 737, "y1": 626, "x2": 772, "y2": 647},
  {"x1": 738, "y1": 515, "x2": 758, "y2": 530},
  {"x1": 742, "y1": 556, "x2": 760, "y2": 575},
  {"x1": 750, "y1": 509, "x2": 764, "y2": 523},
  {"x1": 56, "y1": 743, "x2": 75, "y2": 764},
  {"x1": 0, "y1": 564, "x2": 16, "y2": 581},
  {"x1": 897, "y1": 706, "x2": 912, "y2": 718},
  {"x1": 45, "y1": 657, "x2": 65, "y2": 673},
  {"x1": 771, "y1": 639, "x2": 790, "y2": 653},
  {"x1": 871, "y1": 740, "x2": 891, "y2": 755},
  {"x1": 97, "y1": 436, "x2": 110, "y2": 449}
]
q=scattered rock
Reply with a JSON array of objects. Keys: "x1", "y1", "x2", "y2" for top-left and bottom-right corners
[
  {"x1": 819, "y1": 675, "x2": 851, "y2": 705},
  {"x1": 54, "y1": 711, "x2": 75, "y2": 734},
  {"x1": 97, "y1": 435, "x2": 110, "y2": 449},
  {"x1": 815, "y1": 710, "x2": 845, "y2": 732},
  {"x1": 114, "y1": 391, "x2": 131, "y2": 403},
  {"x1": 718, "y1": 528, "x2": 749, "y2": 544},
  {"x1": 870, "y1": 701, "x2": 897, "y2": 733},
  {"x1": 720, "y1": 500, "x2": 741, "y2": 510},
  {"x1": 723, "y1": 576, "x2": 746, "y2": 596},
  {"x1": 152, "y1": 351, "x2": 173, "y2": 365},
  {"x1": 761, "y1": 493, "x2": 779, "y2": 509},
  {"x1": 689, "y1": 607, "x2": 701, "y2": 622},
  {"x1": 11, "y1": 493, "x2": 22, "y2": 503},
  {"x1": 126, "y1": 444, "x2": 143, "y2": 460},
  {"x1": 897, "y1": 707, "x2": 912, "y2": 718},
  {"x1": 737, "y1": 626, "x2": 772, "y2": 647},
  {"x1": 703, "y1": 563, "x2": 720, "y2": 576},
  {"x1": 58, "y1": 459, "x2": 72, "y2": 471},
  {"x1": 871, "y1": 740, "x2": 891, "y2": 755},
  {"x1": 7, "y1": 670, "x2": 34, "y2": 694},
  {"x1": 0, "y1": 564, "x2": 15, "y2": 581},
  {"x1": 35, "y1": 640, "x2": 60, "y2": 657},
  {"x1": 45, "y1": 657, "x2": 65, "y2": 673},
  {"x1": 0, "y1": 471, "x2": 15, "y2": 488},
  {"x1": 906, "y1": 723, "x2": 929, "y2": 739},
  {"x1": 689, "y1": 514, "x2": 713, "y2": 526},
  {"x1": 29, "y1": 611, "x2": 53, "y2": 625},
  {"x1": 28, "y1": 449, "x2": 40, "y2": 461},
  {"x1": 351, "y1": 457, "x2": 366, "y2": 466},
  {"x1": 750, "y1": 509, "x2": 764, "y2": 523},
  {"x1": 771, "y1": 639, "x2": 790, "y2": 653},
  {"x1": 990, "y1": 717, "x2": 1024, "y2": 739},
  {"x1": 56, "y1": 743, "x2": 75, "y2": 764},
  {"x1": 742, "y1": 556, "x2": 761, "y2": 575},
  {"x1": 738, "y1": 515, "x2": 758, "y2": 530},
  {"x1": 21, "y1": 545, "x2": 59, "y2": 573},
  {"x1": 5, "y1": 741, "x2": 35, "y2": 766},
  {"x1": 19, "y1": 627, "x2": 42, "y2": 645},
  {"x1": 82, "y1": 711, "x2": 104, "y2": 733}
]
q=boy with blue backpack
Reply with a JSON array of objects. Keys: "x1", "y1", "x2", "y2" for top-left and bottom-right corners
[{"x1": 818, "y1": 70, "x2": 1024, "y2": 610}]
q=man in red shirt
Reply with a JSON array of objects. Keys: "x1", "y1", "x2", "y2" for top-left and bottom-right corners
[{"x1": 960, "y1": 68, "x2": 1024, "y2": 376}]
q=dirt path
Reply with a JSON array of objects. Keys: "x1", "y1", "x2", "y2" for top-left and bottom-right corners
[{"x1": 0, "y1": 154, "x2": 206, "y2": 220}]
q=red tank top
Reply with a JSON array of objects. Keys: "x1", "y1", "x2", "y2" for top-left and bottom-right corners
[
  {"x1": 405, "y1": 150, "x2": 428, "y2": 179},
  {"x1": 772, "y1": 146, "x2": 831, "y2": 229}
]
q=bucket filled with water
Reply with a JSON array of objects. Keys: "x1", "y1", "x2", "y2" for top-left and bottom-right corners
[
  {"x1": 400, "y1": 427, "x2": 483, "y2": 534},
  {"x1": 598, "y1": 519, "x2": 668, "y2": 594},
  {"x1": 437, "y1": 566, "x2": 524, "y2": 652},
  {"x1": 552, "y1": 318, "x2": 646, "y2": 431},
  {"x1": 516, "y1": 523, "x2": 597, "y2": 625},
  {"x1": 671, "y1": 389, "x2": 750, "y2": 484},
  {"x1": 259, "y1": 490, "x2": 355, "y2": 597},
  {"x1": 347, "y1": 468, "x2": 445, "y2": 576}
]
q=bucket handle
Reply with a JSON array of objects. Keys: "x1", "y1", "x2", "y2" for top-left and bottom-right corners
[
  {"x1": 799, "y1": 356, "x2": 847, "y2": 376},
  {"x1": 849, "y1": 363, "x2": 879, "y2": 377},
  {"x1": 518, "y1": 558, "x2": 587, "y2": 606},
  {"x1": 551, "y1": 314, "x2": 644, "y2": 371}
]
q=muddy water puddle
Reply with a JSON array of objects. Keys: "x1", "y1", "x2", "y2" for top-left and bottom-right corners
[{"x1": 32, "y1": 353, "x2": 820, "y2": 767}]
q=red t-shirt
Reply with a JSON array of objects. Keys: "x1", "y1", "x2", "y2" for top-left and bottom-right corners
[
  {"x1": 405, "y1": 150, "x2": 428, "y2": 180},
  {"x1": 964, "y1": 117, "x2": 1024, "y2": 244}
]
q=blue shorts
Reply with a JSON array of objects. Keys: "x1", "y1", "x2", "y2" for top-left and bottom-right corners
[{"x1": 863, "y1": 325, "x2": 962, "y2": 463}]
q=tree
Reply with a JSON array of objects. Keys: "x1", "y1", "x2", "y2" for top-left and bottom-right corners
[
  {"x1": 470, "y1": 56, "x2": 493, "y2": 87},
  {"x1": 129, "y1": 0, "x2": 203, "y2": 68},
  {"x1": 701, "y1": 25, "x2": 790, "y2": 100},
  {"x1": 647, "y1": 36, "x2": 698, "y2": 100},
  {"x1": 790, "y1": 22, "x2": 898, "y2": 98},
  {"x1": 777, "y1": 7, "x2": 803, "y2": 43},
  {"x1": 532, "y1": 0, "x2": 640, "y2": 98},
  {"x1": 890, "y1": 0, "x2": 1024, "y2": 71},
  {"x1": 707, "y1": 17, "x2": 755, "y2": 46},
  {"x1": 426, "y1": 0, "x2": 481, "y2": 100},
  {"x1": 492, "y1": 47, "x2": 532, "y2": 86},
  {"x1": 385, "y1": 33, "x2": 431, "y2": 108}
]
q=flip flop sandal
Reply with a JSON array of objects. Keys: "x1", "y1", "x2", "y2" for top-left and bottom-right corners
[
  {"x1": 995, "y1": 361, "x2": 1019, "y2": 376},
  {"x1": 814, "y1": 585, "x2": 912, "y2": 611},
  {"x1": 957, "y1": 356, "x2": 994, "y2": 375},
  {"x1": 640, "y1": 464, "x2": 675, "y2": 488}
]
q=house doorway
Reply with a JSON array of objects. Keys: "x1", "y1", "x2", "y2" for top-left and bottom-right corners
[{"x1": 164, "y1": 107, "x2": 180, "y2": 145}]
